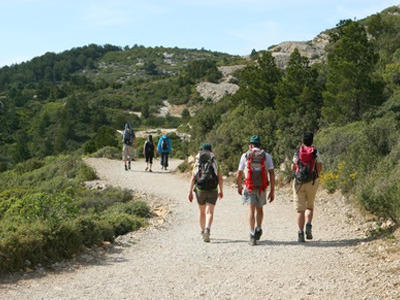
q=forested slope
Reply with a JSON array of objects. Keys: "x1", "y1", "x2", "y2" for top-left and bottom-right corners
[{"x1": 188, "y1": 6, "x2": 400, "y2": 223}]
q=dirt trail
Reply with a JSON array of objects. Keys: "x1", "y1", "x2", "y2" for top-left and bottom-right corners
[{"x1": 0, "y1": 158, "x2": 398, "y2": 299}]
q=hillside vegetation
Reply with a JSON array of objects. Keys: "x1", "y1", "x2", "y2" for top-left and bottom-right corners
[
  {"x1": 0, "y1": 44, "x2": 243, "y2": 170},
  {"x1": 189, "y1": 7, "x2": 400, "y2": 224},
  {"x1": 1, "y1": 5, "x2": 400, "y2": 272}
]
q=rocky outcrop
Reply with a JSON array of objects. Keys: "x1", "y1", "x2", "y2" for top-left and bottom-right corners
[
  {"x1": 268, "y1": 32, "x2": 330, "y2": 68},
  {"x1": 196, "y1": 65, "x2": 245, "y2": 102},
  {"x1": 196, "y1": 82, "x2": 240, "y2": 102}
]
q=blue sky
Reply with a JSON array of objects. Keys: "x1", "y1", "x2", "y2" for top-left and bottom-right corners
[{"x1": 0, "y1": 0, "x2": 399, "y2": 67}]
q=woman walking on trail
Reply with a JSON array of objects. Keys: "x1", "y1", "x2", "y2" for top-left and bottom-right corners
[
  {"x1": 188, "y1": 144, "x2": 223, "y2": 243},
  {"x1": 143, "y1": 135, "x2": 156, "y2": 172}
]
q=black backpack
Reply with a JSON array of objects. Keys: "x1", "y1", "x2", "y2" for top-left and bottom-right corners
[
  {"x1": 145, "y1": 141, "x2": 154, "y2": 154},
  {"x1": 161, "y1": 138, "x2": 169, "y2": 150},
  {"x1": 195, "y1": 151, "x2": 219, "y2": 190},
  {"x1": 123, "y1": 129, "x2": 134, "y2": 146}
]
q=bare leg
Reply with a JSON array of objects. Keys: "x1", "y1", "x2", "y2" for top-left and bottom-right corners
[
  {"x1": 256, "y1": 206, "x2": 264, "y2": 228},
  {"x1": 297, "y1": 211, "x2": 305, "y2": 231},
  {"x1": 249, "y1": 204, "x2": 256, "y2": 232},
  {"x1": 305, "y1": 209, "x2": 313, "y2": 224},
  {"x1": 199, "y1": 205, "x2": 206, "y2": 231},
  {"x1": 206, "y1": 203, "x2": 215, "y2": 229}
]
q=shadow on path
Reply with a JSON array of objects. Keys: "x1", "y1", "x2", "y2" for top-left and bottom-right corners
[{"x1": 258, "y1": 236, "x2": 375, "y2": 247}]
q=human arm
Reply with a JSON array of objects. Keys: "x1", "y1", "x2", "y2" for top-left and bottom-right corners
[
  {"x1": 268, "y1": 169, "x2": 275, "y2": 202},
  {"x1": 218, "y1": 172, "x2": 223, "y2": 199},
  {"x1": 188, "y1": 175, "x2": 195, "y2": 202},
  {"x1": 237, "y1": 154, "x2": 246, "y2": 195},
  {"x1": 316, "y1": 162, "x2": 322, "y2": 174},
  {"x1": 237, "y1": 170, "x2": 244, "y2": 195}
]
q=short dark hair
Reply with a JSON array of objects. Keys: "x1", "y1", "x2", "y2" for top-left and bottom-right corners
[
  {"x1": 303, "y1": 132, "x2": 314, "y2": 146},
  {"x1": 250, "y1": 142, "x2": 261, "y2": 148}
]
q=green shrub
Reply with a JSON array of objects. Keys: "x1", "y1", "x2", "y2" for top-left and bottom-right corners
[
  {"x1": 177, "y1": 161, "x2": 190, "y2": 173},
  {"x1": 14, "y1": 158, "x2": 44, "y2": 174},
  {"x1": 72, "y1": 215, "x2": 114, "y2": 247},
  {"x1": 104, "y1": 213, "x2": 146, "y2": 236},
  {"x1": 91, "y1": 146, "x2": 121, "y2": 159},
  {"x1": 105, "y1": 201, "x2": 151, "y2": 218},
  {"x1": 78, "y1": 163, "x2": 98, "y2": 181}
]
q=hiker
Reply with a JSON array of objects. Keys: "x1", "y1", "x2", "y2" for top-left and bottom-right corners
[
  {"x1": 157, "y1": 131, "x2": 171, "y2": 170},
  {"x1": 143, "y1": 134, "x2": 156, "y2": 172},
  {"x1": 188, "y1": 144, "x2": 223, "y2": 242},
  {"x1": 122, "y1": 123, "x2": 136, "y2": 171},
  {"x1": 237, "y1": 135, "x2": 275, "y2": 245},
  {"x1": 291, "y1": 132, "x2": 322, "y2": 242}
]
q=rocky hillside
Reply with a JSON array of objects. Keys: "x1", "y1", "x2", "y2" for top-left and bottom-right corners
[
  {"x1": 267, "y1": 32, "x2": 329, "y2": 68},
  {"x1": 195, "y1": 65, "x2": 244, "y2": 102}
]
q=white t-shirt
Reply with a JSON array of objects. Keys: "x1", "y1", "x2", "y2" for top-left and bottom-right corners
[{"x1": 238, "y1": 148, "x2": 274, "y2": 177}]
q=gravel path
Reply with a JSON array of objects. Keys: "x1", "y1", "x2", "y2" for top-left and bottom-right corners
[{"x1": 0, "y1": 158, "x2": 398, "y2": 299}]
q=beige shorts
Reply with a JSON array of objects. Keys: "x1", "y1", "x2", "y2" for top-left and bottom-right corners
[
  {"x1": 122, "y1": 144, "x2": 133, "y2": 160},
  {"x1": 293, "y1": 179, "x2": 319, "y2": 212}
]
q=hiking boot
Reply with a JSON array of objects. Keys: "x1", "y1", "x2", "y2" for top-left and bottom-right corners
[
  {"x1": 254, "y1": 227, "x2": 263, "y2": 241},
  {"x1": 124, "y1": 164, "x2": 128, "y2": 171},
  {"x1": 305, "y1": 223, "x2": 313, "y2": 240},
  {"x1": 202, "y1": 229, "x2": 210, "y2": 243},
  {"x1": 249, "y1": 233, "x2": 257, "y2": 246},
  {"x1": 298, "y1": 231, "x2": 305, "y2": 243}
]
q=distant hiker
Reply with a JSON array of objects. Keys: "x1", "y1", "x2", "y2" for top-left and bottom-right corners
[
  {"x1": 291, "y1": 132, "x2": 322, "y2": 243},
  {"x1": 143, "y1": 134, "x2": 156, "y2": 172},
  {"x1": 237, "y1": 135, "x2": 275, "y2": 246},
  {"x1": 157, "y1": 131, "x2": 171, "y2": 170},
  {"x1": 122, "y1": 123, "x2": 136, "y2": 171},
  {"x1": 188, "y1": 144, "x2": 223, "y2": 242}
]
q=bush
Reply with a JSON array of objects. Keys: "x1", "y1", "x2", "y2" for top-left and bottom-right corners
[
  {"x1": 91, "y1": 146, "x2": 121, "y2": 159},
  {"x1": 104, "y1": 213, "x2": 146, "y2": 236},
  {"x1": 0, "y1": 154, "x2": 150, "y2": 273}
]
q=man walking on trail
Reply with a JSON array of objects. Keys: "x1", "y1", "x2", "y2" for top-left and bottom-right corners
[
  {"x1": 143, "y1": 134, "x2": 156, "y2": 172},
  {"x1": 237, "y1": 135, "x2": 275, "y2": 246},
  {"x1": 291, "y1": 132, "x2": 322, "y2": 243},
  {"x1": 157, "y1": 131, "x2": 171, "y2": 170},
  {"x1": 188, "y1": 144, "x2": 223, "y2": 242},
  {"x1": 122, "y1": 123, "x2": 136, "y2": 171}
]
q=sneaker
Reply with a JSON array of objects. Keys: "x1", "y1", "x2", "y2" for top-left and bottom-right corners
[
  {"x1": 145, "y1": 167, "x2": 148, "y2": 171},
  {"x1": 202, "y1": 229, "x2": 210, "y2": 243},
  {"x1": 124, "y1": 164, "x2": 128, "y2": 171},
  {"x1": 305, "y1": 223, "x2": 313, "y2": 240},
  {"x1": 298, "y1": 231, "x2": 305, "y2": 243},
  {"x1": 149, "y1": 169, "x2": 152, "y2": 172},
  {"x1": 164, "y1": 167, "x2": 168, "y2": 171},
  {"x1": 254, "y1": 227, "x2": 263, "y2": 241},
  {"x1": 249, "y1": 233, "x2": 257, "y2": 246}
]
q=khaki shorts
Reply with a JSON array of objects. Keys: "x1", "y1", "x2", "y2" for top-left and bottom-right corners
[
  {"x1": 293, "y1": 179, "x2": 319, "y2": 212},
  {"x1": 195, "y1": 189, "x2": 218, "y2": 205},
  {"x1": 122, "y1": 144, "x2": 133, "y2": 160}
]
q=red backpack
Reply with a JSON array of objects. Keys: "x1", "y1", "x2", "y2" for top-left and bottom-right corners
[
  {"x1": 245, "y1": 149, "x2": 269, "y2": 193},
  {"x1": 294, "y1": 146, "x2": 317, "y2": 183}
]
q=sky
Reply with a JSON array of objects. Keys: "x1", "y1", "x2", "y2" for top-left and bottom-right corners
[{"x1": 0, "y1": 0, "x2": 399, "y2": 67}]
